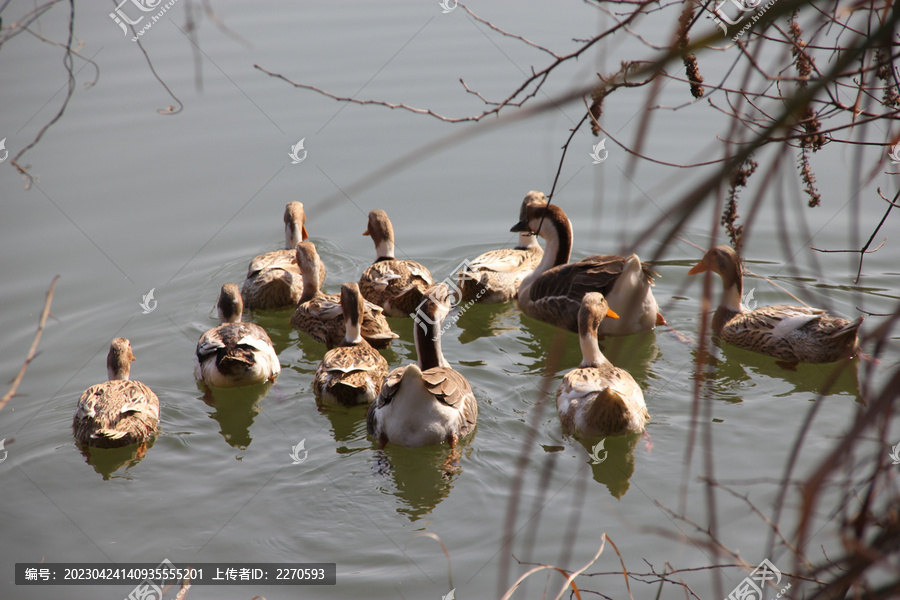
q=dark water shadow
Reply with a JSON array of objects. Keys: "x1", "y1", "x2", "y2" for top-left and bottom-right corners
[
  {"x1": 570, "y1": 432, "x2": 643, "y2": 499},
  {"x1": 371, "y1": 440, "x2": 474, "y2": 521},
  {"x1": 77, "y1": 439, "x2": 156, "y2": 480},
  {"x1": 198, "y1": 381, "x2": 273, "y2": 450},
  {"x1": 710, "y1": 341, "x2": 861, "y2": 402}
]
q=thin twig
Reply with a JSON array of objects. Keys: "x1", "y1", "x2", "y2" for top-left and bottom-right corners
[{"x1": 1, "y1": 276, "x2": 59, "y2": 411}]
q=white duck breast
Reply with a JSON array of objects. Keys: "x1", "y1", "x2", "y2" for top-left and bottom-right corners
[{"x1": 195, "y1": 283, "x2": 281, "y2": 387}]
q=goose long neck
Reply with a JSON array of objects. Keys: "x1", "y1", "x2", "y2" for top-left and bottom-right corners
[
  {"x1": 285, "y1": 221, "x2": 302, "y2": 249},
  {"x1": 719, "y1": 273, "x2": 743, "y2": 313},
  {"x1": 534, "y1": 213, "x2": 571, "y2": 274},
  {"x1": 579, "y1": 330, "x2": 609, "y2": 368},
  {"x1": 376, "y1": 239, "x2": 395, "y2": 261},
  {"x1": 414, "y1": 316, "x2": 448, "y2": 371},
  {"x1": 343, "y1": 302, "x2": 363, "y2": 345},
  {"x1": 300, "y1": 262, "x2": 321, "y2": 303}
]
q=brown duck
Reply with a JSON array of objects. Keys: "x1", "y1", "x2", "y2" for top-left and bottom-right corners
[
  {"x1": 241, "y1": 201, "x2": 326, "y2": 309},
  {"x1": 689, "y1": 245, "x2": 862, "y2": 363},
  {"x1": 73, "y1": 338, "x2": 160, "y2": 448},
  {"x1": 313, "y1": 282, "x2": 390, "y2": 406},
  {"x1": 359, "y1": 209, "x2": 434, "y2": 318}
]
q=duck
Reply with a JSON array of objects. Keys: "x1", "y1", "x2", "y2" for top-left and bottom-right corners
[
  {"x1": 509, "y1": 191, "x2": 663, "y2": 335},
  {"x1": 195, "y1": 283, "x2": 281, "y2": 387},
  {"x1": 73, "y1": 338, "x2": 160, "y2": 448},
  {"x1": 557, "y1": 293, "x2": 650, "y2": 437},
  {"x1": 457, "y1": 230, "x2": 544, "y2": 303},
  {"x1": 367, "y1": 283, "x2": 478, "y2": 448},
  {"x1": 313, "y1": 282, "x2": 390, "y2": 406},
  {"x1": 241, "y1": 201, "x2": 327, "y2": 309},
  {"x1": 688, "y1": 244, "x2": 863, "y2": 363},
  {"x1": 359, "y1": 209, "x2": 434, "y2": 318},
  {"x1": 290, "y1": 241, "x2": 399, "y2": 349}
]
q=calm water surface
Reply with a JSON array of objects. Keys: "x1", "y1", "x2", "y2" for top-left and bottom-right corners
[{"x1": 1, "y1": 2, "x2": 898, "y2": 599}]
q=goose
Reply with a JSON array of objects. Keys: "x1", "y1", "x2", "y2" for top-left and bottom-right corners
[
  {"x1": 290, "y1": 241, "x2": 399, "y2": 349},
  {"x1": 195, "y1": 283, "x2": 281, "y2": 387},
  {"x1": 241, "y1": 202, "x2": 326, "y2": 309},
  {"x1": 557, "y1": 293, "x2": 650, "y2": 437},
  {"x1": 367, "y1": 283, "x2": 478, "y2": 448},
  {"x1": 510, "y1": 191, "x2": 663, "y2": 335},
  {"x1": 73, "y1": 338, "x2": 160, "y2": 448},
  {"x1": 457, "y1": 231, "x2": 544, "y2": 303},
  {"x1": 359, "y1": 209, "x2": 434, "y2": 318},
  {"x1": 313, "y1": 282, "x2": 390, "y2": 406},
  {"x1": 689, "y1": 245, "x2": 862, "y2": 363}
]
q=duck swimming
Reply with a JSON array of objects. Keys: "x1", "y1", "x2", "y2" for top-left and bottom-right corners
[
  {"x1": 689, "y1": 244, "x2": 862, "y2": 363},
  {"x1": 73, "y1": 338, "x2": 160, "y2": 448}
]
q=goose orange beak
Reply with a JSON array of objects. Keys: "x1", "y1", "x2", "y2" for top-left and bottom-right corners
[
  {"x1": 301, "y1": 225, "x2": 309, "y2": 241},
  {"x1": 362, "y1": 228, "x2": 370, "y2": 236},
  {"x1": 688, "y1": 260, "x2": 708, "y2": 275},
  {"x1": 606, "y1": 308, "x2": 620, "y2": 319}
]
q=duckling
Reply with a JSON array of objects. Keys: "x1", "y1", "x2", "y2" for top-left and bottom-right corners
[
  {"x1": 367, "y1": 283, "x2": 478, "y2": 448},
  {"x1": 195, "y1": 283, "x2": 281, "y2": 387},
  {"x1": 313, "y1": 283, "x2": 390, "y2": 406},
  {"x1": 290, "y1": 241, "x2": 399, "y2": 349},
  {"x1": 557, "y1": 293, "x2": 650, "y2": 437},
  {"x1": 73, "y1": 338, "x2": 160, "y2": 448},
  {"x1": 510, "y1": 191, "x2": 663, "y2": 335},
  {"x1": 241, "y1": 202, "x2": 326, "y2": 309},
  {"x1": 457, "y1": 231, "x2": 544, "y2": 303},
  {"x1": 689, "y1": 245, "x2": 862, "y2": 363},
  {"x1": 359, "y1": 209, "x2": 434, "y2": 317}
]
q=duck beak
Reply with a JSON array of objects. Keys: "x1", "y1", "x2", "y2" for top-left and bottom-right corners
[
  {"x1": 606, "y1": 308, "x2": 620, "y2": 320},
  {"x1": 301, "y1": 225, "x2": 309, "y2": 241},
  {"x1": 510, "y1": 218, "x2": 529, "y2": 233},
  {"x1": 688, "y1": 260, "x2": 708, "y2": 275}
]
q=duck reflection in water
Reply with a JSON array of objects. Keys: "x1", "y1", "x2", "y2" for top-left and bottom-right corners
[
  {"x1": 199, "y1": 382, "x2": 271, "y2": 451},
  {"x1": 578, "y1": 433, "x2": 643, "y2": 499},
  {"x1": 78, "y1": 441, "x2": 154, "y2": 481},
  {"x1": 702, "y1": 342, "x2": 861, "y2": 403},
  {"x1": 371, "y1": 443, "x2": 471, "y2": 521}
]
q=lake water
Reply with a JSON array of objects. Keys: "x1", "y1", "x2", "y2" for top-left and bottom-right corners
[{"x1": 1, "y1": 2, "x2": 898, "y2": 599}]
